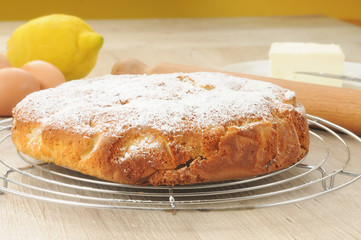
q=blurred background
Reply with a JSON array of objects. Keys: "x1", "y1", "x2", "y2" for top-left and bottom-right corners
[{"x1": 2, "y1": 0, "x2": 360, "y2": 26}]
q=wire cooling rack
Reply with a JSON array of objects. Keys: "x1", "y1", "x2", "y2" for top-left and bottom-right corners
[{"x1": 0, "y1": 115, "x2": 360, "y2": 211}]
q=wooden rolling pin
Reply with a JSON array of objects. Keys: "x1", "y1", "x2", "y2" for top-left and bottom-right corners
[{"x1": 112, "y1": 59, "x2": 361, "y2": 135}]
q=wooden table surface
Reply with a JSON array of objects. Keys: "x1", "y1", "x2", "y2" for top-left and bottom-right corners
[{"x1": 1, "y1": 16, "x2": 361, "y2": 240}]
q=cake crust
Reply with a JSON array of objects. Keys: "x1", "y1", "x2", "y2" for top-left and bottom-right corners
[{"x1": 11, "y1": 72, "x2": 309, "y2": 185}]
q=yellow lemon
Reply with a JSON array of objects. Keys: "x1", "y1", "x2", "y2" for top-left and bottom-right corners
[{"x1": 7, "y1": 14, "x2": 103, "y2": 81}]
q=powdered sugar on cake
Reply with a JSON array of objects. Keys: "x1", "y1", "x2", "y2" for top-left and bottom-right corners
[{"x1": 14, "y1": 72, "x2": 298, "y2": 136}]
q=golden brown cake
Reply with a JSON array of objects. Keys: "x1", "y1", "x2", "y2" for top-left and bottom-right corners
[{"x1": 11, "y1": 72, "x2": 309, "y2": 186}]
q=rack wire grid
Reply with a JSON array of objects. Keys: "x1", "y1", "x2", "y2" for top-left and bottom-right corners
[{"x1": 0, "y1": 115, "x2": 360, "y2": 211}]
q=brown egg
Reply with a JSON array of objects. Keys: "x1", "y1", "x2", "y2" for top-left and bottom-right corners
[
  {"x1": 111, "y1": 58, "x2": 148, "y2": 75},
  {"x1": 22, "y1": 60, "x2": 66, "y2": 89},
  {"x1": 0, "y1": 53, "x2": 11, "y2": 69},
  {"x1": 0, "y1": 68, "x2": 40, "y2": 116}
]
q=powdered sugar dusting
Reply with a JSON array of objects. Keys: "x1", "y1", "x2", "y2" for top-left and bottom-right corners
[{"x1": 14, "y1": 72, "x2": 297, "y2": 136}]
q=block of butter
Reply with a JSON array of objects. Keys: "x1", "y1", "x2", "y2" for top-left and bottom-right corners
[{"x1": 269, "y1": 42, "x2": 345, "y2": 87}]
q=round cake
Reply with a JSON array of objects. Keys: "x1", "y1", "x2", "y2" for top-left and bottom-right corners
[{"x1": 11, "y1": 72, "x2": 309, "y2": 186}]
